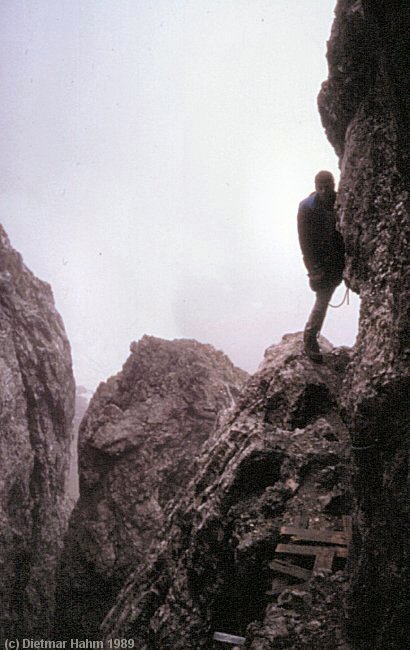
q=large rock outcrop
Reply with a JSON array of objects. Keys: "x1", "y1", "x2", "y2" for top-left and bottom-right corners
[
  {"x1": 0, "y1": 225, "x2": 75, "y2": 640},
  {"x1": 55, "y1": 336, "x2": 247, "y2": 638},
  {"x1": 101, "y1": 334, "x2": 352, "y2": 648},
  {"x1": 319, "y1": 1, "x2": 409, "y2": 647}
]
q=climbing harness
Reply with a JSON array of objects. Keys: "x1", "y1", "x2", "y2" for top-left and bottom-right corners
[{"x1": 329, "y1": 287, "x2": 350, "y2": 308}]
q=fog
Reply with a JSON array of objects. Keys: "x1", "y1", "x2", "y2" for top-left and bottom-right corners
[{"x1": 0, "y1": 0, "x2": 359, "y2": 390}]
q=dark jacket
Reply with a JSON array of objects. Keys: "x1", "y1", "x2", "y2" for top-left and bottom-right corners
[{"x1": 297, "y1": 191, "x2": 345, "y2": 290}]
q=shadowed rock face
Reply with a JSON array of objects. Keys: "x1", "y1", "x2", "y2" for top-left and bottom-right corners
[
  {"x1": 66, "y1": 386, "x2": 91, "y2": 502},
  {"x1": 0, "y1": 225, "x2": 75, "y2": 641},
  {"x1": 319, "y1": 1, "x2": 409, "y2": 646},
  {"x1": 55, "y1": 336, "x2": 248, "y2": 639},
  {"x1": 101, "y1": 334, "x2": 352, "y2": 648}
]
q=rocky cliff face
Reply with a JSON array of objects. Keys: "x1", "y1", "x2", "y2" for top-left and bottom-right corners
[
  {"x1": 0, "y1": 225, "x2": 75, "y2": 640},
  {"x1": 101, "y1": 334, "x2": 352, "y2": 648},
  {"x1": 98, "y1": 4, "x2": 409, "y2": 646},
  {"x1": 319, "y1": 1, "x2": 409, "y2": 647},
  {"x1": 55, "y1": 336, "x2": 247, "y2": 639}
]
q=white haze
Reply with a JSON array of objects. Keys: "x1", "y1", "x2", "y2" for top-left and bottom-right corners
[{"x1": 0, "y1": 0, "x2": 359, "y2": 390}]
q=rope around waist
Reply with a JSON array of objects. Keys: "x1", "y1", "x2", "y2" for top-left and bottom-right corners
[{"x1": 329, "y1": 287, "x2": 350, "y2": 308}]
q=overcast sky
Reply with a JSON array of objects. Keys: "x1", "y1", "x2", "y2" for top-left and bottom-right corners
[{"x1": 0, "y1": 0, "x2": 359, "y2": 390}]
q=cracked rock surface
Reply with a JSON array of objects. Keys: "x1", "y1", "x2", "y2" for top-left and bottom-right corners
[
  {"x1": 0, "y1": 225, "x2": 75, "y2": 641},
  {"x1": 319, "y1": 1, "x2": 409, "y2": 646},
  {"x1": 101, "y1": 333, "x2": 352, "y2": 648},
  {"x1": 55, "y1": 335, "x2": 247, "y2": 639}
]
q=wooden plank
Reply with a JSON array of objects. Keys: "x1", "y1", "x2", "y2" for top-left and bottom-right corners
[
  {"x1": 213, "y1": 631, "x2": 245, "y2": 645},
  {"x1": 342, "y1": 515, "x2": 352, "y2": 544},
  {"x1": 266, "y1": 581, "x2": 309, "y2": 596},
  {"x1": 269, "y1": 560, "x2": 311, "y2": 581},
  {"x1": 280, "y1": 526, "x2": 347, "y2": 546},
  {"x1": 275, "y1": 543, "x2": 348, "y2": 558},
  {"x1": 313, "y1": 547, "x2": 335, "y2": 572}
]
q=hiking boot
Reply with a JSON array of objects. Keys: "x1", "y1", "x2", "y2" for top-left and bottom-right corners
[{"x1": 303, "y1": 329, "x2": 323, "y2": 363}]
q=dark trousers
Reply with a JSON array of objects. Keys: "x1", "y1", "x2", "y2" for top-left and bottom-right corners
[{"x1": 305, "y1": 285, "x2": 336, "y2": 335}]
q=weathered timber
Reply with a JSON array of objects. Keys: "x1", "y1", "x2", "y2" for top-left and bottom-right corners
[
  {"x1": 213, "y1": 631, "x2": 245, "y2": 646},
  {"x1": 279, "y1": 526, "x2": 347, "y2": 546},
  {"x1": 275, "y1": 543, "x2": 348, "y2": 559},
  {"x1": 266, "y1": 582, "x2": 309, "y2": 596},
  {"x1": 342, "y1": 515, "x2": 352, "y2": 544},
  {"x1": 313, "y1": 547, "x2": 336, "y2": 573},
  {"x1": 269, "y1": 560, "x2": 312, "y2": 581}
]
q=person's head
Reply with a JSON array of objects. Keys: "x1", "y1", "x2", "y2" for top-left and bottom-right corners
[{"x1": 314, "y1": 170, "x2": 335, "y2": 206}]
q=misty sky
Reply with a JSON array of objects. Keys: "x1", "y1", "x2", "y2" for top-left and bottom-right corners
[{"x1": 0, "y1": 0, "x2": 360, "y2": 390}]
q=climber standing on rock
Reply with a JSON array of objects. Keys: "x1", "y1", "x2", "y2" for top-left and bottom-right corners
[{"x1": 297, "y1": 170, "x2": 345, "y2": 363}]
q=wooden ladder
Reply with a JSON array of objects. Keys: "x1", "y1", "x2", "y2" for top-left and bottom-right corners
[{"x1": 267, "y1": 516, "x2": 351, "y2": 596}]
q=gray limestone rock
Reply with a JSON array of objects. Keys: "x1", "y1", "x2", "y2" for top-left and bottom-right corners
[
  {"x1": 55, "y1": 335, "x2": 247, "y2": 639},
  {"x1": 318, "y1": 1, "x2": 410, "y2": 647},
  {"x1": 101, "y1": 333, "x2": 352, "y2": 648},
  {"x1": 0, "y1": 225, "x2": 75, "y2": 641}
]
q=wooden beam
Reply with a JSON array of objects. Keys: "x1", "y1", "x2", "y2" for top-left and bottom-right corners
[
  {"x1": 279, "y1": 526, "x2": 347, "y2": 546},
  {"x1": 342, "y1": 515, "x2": 352, "y2": 544},
  {"x1": 313, "y1": 547, "x2": 336, "y2": 572},
  {"x1": 266, "y1": 581, "x2": 309, "y2": 596},
  {"x1": 213, "y1": 632, "x2": 245, "y2": 646},
  {"x1": 275, "y1": 543, "x2": 348, "y2": 558},
  {"x1": 269, "y1": 560, "x2": 311, "y2": 581}
]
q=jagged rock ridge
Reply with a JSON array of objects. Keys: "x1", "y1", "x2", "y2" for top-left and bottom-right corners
[
  {"x1": 55, "y1": 336, "x2": 248, "y2": 639},
  {"x1": 0, "y1": 225, "x2": 75, "y2": 641},
  {"x1": 101, "y1": 334, "x2": 352, "y2": 648}
]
